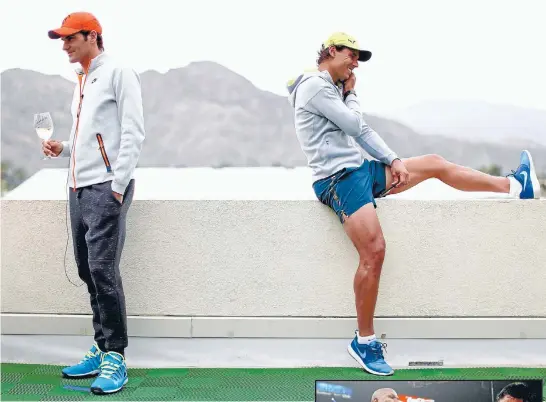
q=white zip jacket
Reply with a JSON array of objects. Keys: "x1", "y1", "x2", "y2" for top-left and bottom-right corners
[{"x1": 58, "y1": 52, "x2": 145, "y2": 195}]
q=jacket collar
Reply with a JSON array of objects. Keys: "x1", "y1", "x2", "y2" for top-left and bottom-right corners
[{"x1": 75, "y1": 52, "x2": 108, "y2": 75}]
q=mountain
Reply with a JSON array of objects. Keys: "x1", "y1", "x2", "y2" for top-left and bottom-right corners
[
  {"x1": 389, "y1": 100, "x2": 546, "y2": 147},
  {"x1": 2, "y1": 64, "x2": 546, "y2": 193}
]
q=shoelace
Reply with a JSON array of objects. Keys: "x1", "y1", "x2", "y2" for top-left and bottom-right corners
[
  {"x1": 369, "y1": 341, "x2": 388, "y2": 360},
  {"x1": 98, "y1": 358, "x2": 121, "y2": 379},
  {"x1": 506, "y1": 163, "x2": 529, "y2": 178},
  {"x1": 79, "y1": 349, "x2": 99, "y2": 364}
]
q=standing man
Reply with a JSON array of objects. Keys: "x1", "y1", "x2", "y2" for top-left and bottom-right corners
[
  {"x1": 287, "y1": 32, "x2": 541, "y2": 376},
  {"x1": 43, "y1": 11, "x2": 145, "y2": 395}
]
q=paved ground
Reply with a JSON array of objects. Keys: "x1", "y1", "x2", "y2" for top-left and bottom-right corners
[
  {"x1": 2, "y1": 335, "x2": 545, "y2": 401},
  {"x1": 1, "y1": 364, "x2": 545, "y2": 401}
]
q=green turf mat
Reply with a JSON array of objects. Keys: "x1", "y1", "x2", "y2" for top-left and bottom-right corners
[{"x1": 1, "y1": 364, "x2": 544, "y2": 401}]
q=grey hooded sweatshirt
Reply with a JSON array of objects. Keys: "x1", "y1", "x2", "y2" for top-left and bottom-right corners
[{"x1": 287, "y1": 69, "x2": 398, "y2": 182}]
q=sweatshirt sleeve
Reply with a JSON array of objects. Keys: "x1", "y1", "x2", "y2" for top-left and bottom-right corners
[
  {"x1": 110, "y1": 67, "x2": 146, "y2": 195},
  {"x1": 58, "y1": 140, "x2": 71, "y2": 157},
  {"x1": 58, "y1": 117, "x2": 75, "y2": 157},
  {"x1": 306, "y1": 80, "x2": 398, "y2": 165},
  {"x1": 354, "y1": 119, "x2": 399, "y2": 165},
  {"x1": 306, "y1": 84, "x2": 362, "y2": 137},
  {"x1": 56, "y1": 89, "x2": 78, "y2": 158}
]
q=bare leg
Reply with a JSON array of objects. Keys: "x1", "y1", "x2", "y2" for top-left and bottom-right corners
[
  {"x1": 342, "y1": 203, "x2": 386, "y2": 336},
  {"x1": 385, "y1": 154, "x2": 510, "y2": 195}
]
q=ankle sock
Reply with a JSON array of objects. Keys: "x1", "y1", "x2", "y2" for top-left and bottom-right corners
[
  {"x1": 508, "y1": 176, "x2": 522, "y2": 197},
  {"x1": 357, "y1": 333, "x2": 377, "y2": 345}
]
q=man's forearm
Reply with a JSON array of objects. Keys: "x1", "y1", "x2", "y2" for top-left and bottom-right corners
[
  {"x1": 112, "y1": 129, "x2": 144, "y2": 194},
  {"x1": 308, "y1": 86, "x2": 363, "y2": 137},
  {"x1": 111, "y1": 67, "x2": 145, "y2": 195},
  {"x1": 354, "y1": 122, "x2": 398, "y2": 165},
  {"x1": 57, "y1": 140, "x2": 71, "y2": 158},
  {"x1": 57, "y1": 118, "x2": 76, "y2": 158}
]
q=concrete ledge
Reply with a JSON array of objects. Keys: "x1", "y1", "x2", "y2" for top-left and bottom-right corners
[
  {"x1": 2, "y1": 314, "x2": 546, "y2": 339},
  {"x1": 2, "y1": 196, "x2": 545, "y2": 340},
  {"x1": 0, "y1": 314, "x2": 192, "y2": 337}
]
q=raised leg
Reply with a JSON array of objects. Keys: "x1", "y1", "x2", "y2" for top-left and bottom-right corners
[{"x1": 386, "y1": 154, "x2": 509, "y2": 195}]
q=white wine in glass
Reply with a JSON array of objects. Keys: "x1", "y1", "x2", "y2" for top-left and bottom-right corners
[{"x1": 34, "y1": 112, "x2": 54, "y2": 159}]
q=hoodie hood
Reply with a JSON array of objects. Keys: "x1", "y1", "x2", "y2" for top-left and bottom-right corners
[{"x1": 286, "y1": 68, "x2": 341, "y2": 107}]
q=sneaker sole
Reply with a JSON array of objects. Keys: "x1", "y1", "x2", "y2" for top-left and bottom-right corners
[
  {"x1": 91, "y1": 377, "x2": 128, "y2": 395},
  {"x1": 347, "y1": 344, "x2": 394, "y2": 376},
  {"x1": 524, "y1": 150, "x2": 542, "y2": 199},
  {"x1": 61, "y1": 370, "x2": 100, "y2": 379}
]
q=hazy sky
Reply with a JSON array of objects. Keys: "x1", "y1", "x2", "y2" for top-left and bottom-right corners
[{"x1": 1, "y1": 0, "x2": 545, "y2": 114}]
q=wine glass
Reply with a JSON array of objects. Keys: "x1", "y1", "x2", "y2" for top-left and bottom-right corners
[{"x1": 34, "y1": 112, "x2": 54, "y2": 159}]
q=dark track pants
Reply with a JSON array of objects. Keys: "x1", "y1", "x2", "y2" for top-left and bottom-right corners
[{"x1": 69, "y1": 179, "x2": 135, "y2": 352}]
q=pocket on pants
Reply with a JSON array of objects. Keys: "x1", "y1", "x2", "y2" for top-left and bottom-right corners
[{"x1": 108, "y1": 187, "x2": 123, "y2": 206}]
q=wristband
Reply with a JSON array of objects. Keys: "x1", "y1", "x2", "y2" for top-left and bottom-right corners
[{"x1": 343, "y1": 89, "x2": 356, "y2": 101}]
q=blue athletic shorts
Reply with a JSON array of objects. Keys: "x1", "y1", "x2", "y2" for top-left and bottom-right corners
[{"x1": 312, "y1": 160, "x2": 387, "y2": 224}]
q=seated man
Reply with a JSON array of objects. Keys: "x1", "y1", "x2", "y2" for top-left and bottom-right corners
[{"x1": 287, "y1": 32, "x2": 541, "y2": 376}]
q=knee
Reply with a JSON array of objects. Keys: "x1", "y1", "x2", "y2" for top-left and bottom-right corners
[
  {"x1": 427, "y1": 154, "x2": 448, "y2": 177},
  {"x1": 370, "y1": 235, "x2": 386, "y2": 264},
  {"x1": 358, "y1": 233, "x2": 386, "y2": 267},
  {"x1": 370, "y1": 235, "x2": 387, "y2": 262}
]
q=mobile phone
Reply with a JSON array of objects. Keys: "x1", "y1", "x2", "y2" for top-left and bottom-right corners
[{"x1": 378, "y1": 182, "x2": 398, "y2": 198}]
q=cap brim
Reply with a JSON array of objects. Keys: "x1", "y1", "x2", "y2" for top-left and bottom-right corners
[
  {"x1": 48, "y1": 27, "x2": 80, "y2": 39},
  {"x1": 358, "y1": 50, "x2": 372, "y2": 62}
]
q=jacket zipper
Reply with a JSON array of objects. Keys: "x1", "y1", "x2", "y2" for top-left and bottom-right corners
[
  {"x1": 96, "y1": 133, "x2": 112, "y2": 172},
  {"x1": 71, "y1": 72, "x2": 88, "y2": 191}
]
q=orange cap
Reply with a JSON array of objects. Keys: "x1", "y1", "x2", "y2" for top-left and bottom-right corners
[{"x1": 48, "y1": 12, "x2": 102, "y2": 39}]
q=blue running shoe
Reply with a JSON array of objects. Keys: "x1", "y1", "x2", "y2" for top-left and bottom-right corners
[
  {"x1": 61, "y1": 343, "x2": 104, "y2": 378},
  {"x1": 90, "y1": 352, "x2": 128, "y2": 395},
  {"x1": 507, "y1": 150, "x2": 541, "y2": 199},
  {"x1": 347, "y1": 333, "x2": 394, "y2": 376}
]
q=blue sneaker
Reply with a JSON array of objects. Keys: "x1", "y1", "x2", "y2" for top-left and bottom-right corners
[
  {"x1": 508, "y1": 150, "x2": 541, "y2": 199},
  {"x1": 347, "y1": 334, "x2": 394, "y2": 376},
  {"x1": 90, "y1": 352, "x2": 128, "y2": 395},
  {"x1": 61, "y1": 343, "x2": 104, "y2": 378}
]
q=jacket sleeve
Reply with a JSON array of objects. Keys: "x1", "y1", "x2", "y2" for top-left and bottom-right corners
[
  {"x1": 58, "y1": 139, "x2": 71, "y2": 157},
  {"x1": 110, "y1": 67, "x2": 146, "y2": 195},
  {"x1": 58, "y1": 116, "x2": 75, "y2": 157},
  {"x1": 56, "y1": 88, "x2": 79, "y2": 158},
  {"x1": 354, "y1": 119, "x2": 399, "y2": 165},
  {"x1": 306, "y1": 84, "x2": 363, "y2": 137},
  {"x1": 306, "y1": 81, "x2": 398, "y2": 165}
]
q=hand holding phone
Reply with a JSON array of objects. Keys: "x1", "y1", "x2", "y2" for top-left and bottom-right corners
[
  {"x1": 343, "y1": 72, "x2": 356, "y2": 92},
  {"x1": 378, "y1": 181, "x2": 398, "y2": 198}
]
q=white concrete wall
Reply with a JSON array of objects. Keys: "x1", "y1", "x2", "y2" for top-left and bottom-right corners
[{"x1": 2, "y1": 198, "x2": 546, "y2": 338}]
